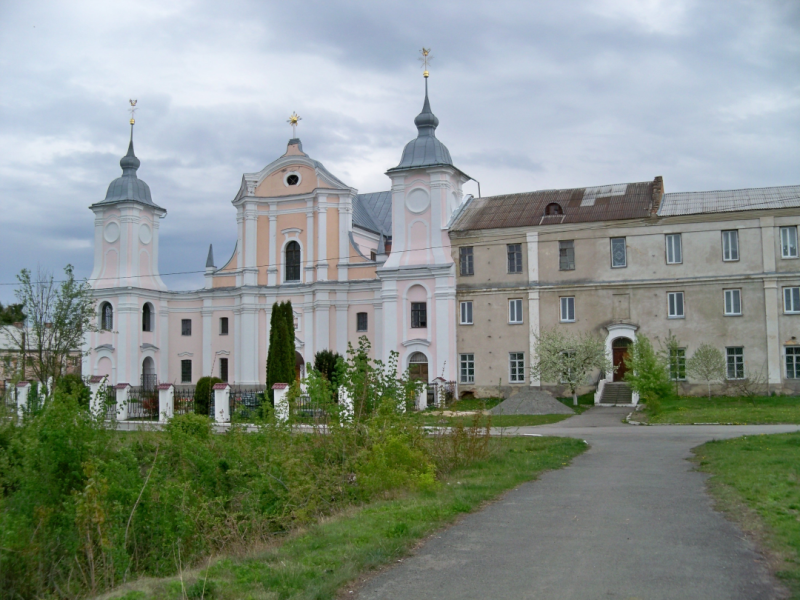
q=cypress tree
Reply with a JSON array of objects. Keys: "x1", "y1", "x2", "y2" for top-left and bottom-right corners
[
  {"x1": 282, "y1": 301, "x2": 296, "y2": 383},
  {"x1": 266, "y1": 302, "x2": 284, "y2": 400}
]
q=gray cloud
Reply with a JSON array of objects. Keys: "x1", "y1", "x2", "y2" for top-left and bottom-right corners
[{"x1": 0, "y1": 0, "x2": 798, "y2": 302}]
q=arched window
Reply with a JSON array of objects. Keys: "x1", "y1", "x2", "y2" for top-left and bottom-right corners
[
  {"x1": 545, "y1": 203, "x2": 563, "y2": 216},
  {"x1": 285, "y1": 241, "x2": 301, "y2": 281},
  {"x1": 142, "y1": 302, "x2": 153, "y2": 332},
  {"x1": 100, "y1": 302, "x2": 113, "y2": 331}
]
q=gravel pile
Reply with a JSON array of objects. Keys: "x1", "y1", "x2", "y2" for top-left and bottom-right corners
[{"x1": 490, "y1": 389, "x2": 575, "y2": 415}]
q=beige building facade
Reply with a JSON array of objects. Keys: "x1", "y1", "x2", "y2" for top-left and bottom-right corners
[{"x1": 450, "y1": 181, "x2": 800, "y2": 398}]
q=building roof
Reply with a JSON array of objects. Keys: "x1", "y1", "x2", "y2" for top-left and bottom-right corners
[
  {"x1": 450, "y1": 180, "x2": 657, "y2": 232},
  {"x1": 93, "y1": 139, "x2": 163, "y2": 209},
  {"x1": 387, "y1": 83, "x2": 455, "y2": 173},
  {"x1": 353, "y1": 191, "x2": 392, "y2": 236},
  {"x1": 658, "y1": 185, "x2": 800, "y2": 217}
]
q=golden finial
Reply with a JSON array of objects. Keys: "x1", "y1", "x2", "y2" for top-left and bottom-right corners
[
  {"x1": 129, "y1": 99, "x2": 137, "y2": 125},
  {"x1": 287, "y1": 111, "x2": 302, "y2": 138},
  {"x1": 419, "y1": 47, "x2": 432, "y2": 78}
]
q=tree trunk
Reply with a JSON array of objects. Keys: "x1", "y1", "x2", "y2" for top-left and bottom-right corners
[
  {"x1": 573, "y1": 391, "x2": 578, "y2": 406},
  {"x1": 707, "y1": 381, "x2": 711, "y2": 400}
]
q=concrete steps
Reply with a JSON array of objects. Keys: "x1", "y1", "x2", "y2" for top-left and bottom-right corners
[{"x1": 599, "y1": 382, "x2": 633, "y2": 405}]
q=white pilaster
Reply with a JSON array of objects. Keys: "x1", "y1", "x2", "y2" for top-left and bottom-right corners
[
  {"x1": 304, "y1": 293, "x2": 315, "y2": 361},
  {"x1": 305, "y1": 201, "x2": 315, "y2": 282},
  {"x1": 202, "y1": 301, "x2": 213, "y2": 378},
  {"x1": 526, "y1": 231, "x2": 541, "y2": 387},
  {"x1": 337, "y1": 197, "x2": 352, "y2": 281},
  {"x1": 335, "y1": 303, "x2": 348, "y2": 355},
  {"x1": 763, "y1": 279, "x2": 782, "y2": 386},
  {"x1": 381, "y1": 279, "x2": 399, "y2": 364},
  {"x1": 243, "y1": 203, "x2": 258, "y2": 286},
  {"x1": 317, "y1": 205, "x2": 328, "y2": 280},
  {"x1": 315, "y1": 291, "x2": 330, "y2": 352},
  {"x1": 268, "y1": 211, "x2": 278, "y2": 286}
]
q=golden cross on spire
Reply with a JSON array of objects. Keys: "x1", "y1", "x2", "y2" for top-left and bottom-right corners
[
  {"x1": 287, "y1": 111, "x2": 302, "y2": 138},
  {"x1": 129, "y1": 99, "x2": 138, "y2": 125},
  {"x1": 419, "y1": 47, "x2": 432, "y2": 78}
]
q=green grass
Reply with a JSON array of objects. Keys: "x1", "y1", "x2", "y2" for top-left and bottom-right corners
[
  {"x1": 556, "y1": 392, "x2": 595, "y2": 414},
  {"x1": 105, "y1": 436, "x2": 587, "y2": 600},
  {"x1": 693, "y1": 433, "x2": 800, "y2": 597},
  {"x1": 646, "y1": 395, "x2": 800, "y2": 424},
  {"x1": 446, "y1": 397, "x2": 503, "y2": 411}
]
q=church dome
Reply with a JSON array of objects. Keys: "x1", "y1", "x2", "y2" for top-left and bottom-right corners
[
  {"x1": 388, "y1": 86, "x2": 454, "y2": 172},
  {"x1": 101, "y1": 140, "x2": 157, "y2": 206}
]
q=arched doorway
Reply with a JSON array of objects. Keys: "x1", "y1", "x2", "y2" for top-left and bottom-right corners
[
  {"x1": 295, "y1": 351, "x2": 305, "y2": 382},
  {"x1": 141, "y1": 356, "x2": 156, "y2": 390},
  {"x1": 612, "y1": 338, "x2": 632, "y2": 381},
  {"x1": 408, "y1": 352, "x2": 428, "y2": 383}
]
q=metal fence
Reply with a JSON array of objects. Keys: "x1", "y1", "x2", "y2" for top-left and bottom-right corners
[
  {"x1": 173, "y1": 385, "x2": 196, "y2": 416},
  {"x1": 428, "y1": 380, "x2": 458, "y2": 408},
  {"x1": 127, "y1": 386, "x2": 159, "y2": 420},
  {"x1": 230, "y1": 386, "x2": 268, "y2": 420}
]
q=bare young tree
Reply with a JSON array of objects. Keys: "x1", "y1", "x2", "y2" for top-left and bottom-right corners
[
  {"x1": 530, "y1": 329, "x2": 612, "y2": 405},
  {"x1": 686, "y1": 343, "x2": 726, "y2": 399},
  {"x1": 6, "y1": 265, "x2": 96, "y2": 390}
]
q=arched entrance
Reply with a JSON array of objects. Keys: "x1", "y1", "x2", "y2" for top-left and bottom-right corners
[
  {"x1": 408, "y1": 352, "x2": 429, "y2": 383},
  {"x1": 612, "y1": 338, "x2": 632, "y2": 381},
  {"x1": 141, "y1": 356, "x2": 156, "y2": 390},
  {"x1": 295, "y1": 351, "x2": 305, "y2": 382}
]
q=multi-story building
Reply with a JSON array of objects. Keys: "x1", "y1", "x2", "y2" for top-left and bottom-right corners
[{"x1": 83, "y1": 77, "x2": 800, "y2": 397}]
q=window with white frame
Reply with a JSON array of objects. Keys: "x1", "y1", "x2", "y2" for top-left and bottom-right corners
[
  {"x1": 669, "y1": 348, "x2": 686, "y2": 381},
  {"x1": 722, "y1": 230, "x2": 739, "y2": 261},
  {"x1": 560, "y1": 297, "x2": 575, "y2": 322},
  {"x1": 509, "y1": 352, "x2": 525, "y2": 382},
  {"x1": 786, "y1": 346, "x2": 800, "y2": 379},
  {"x1": 724, "y1": 289, "x2": 742, "y2": 316},
  {"x1": 726, "y1": 347, "x2": 744, "y2": 379},
  {"x1": 784, "y1": 287, "x2": 800, "y2": 314},
  {"x1": 509, "y1": 299, "x2": 523, "y2": 324},
  {"x1": 781, "y1": 226, "x2": 798, "y2": 258},
  {"x1": 665, "y1": 233, "x2": 682, "y2": 264},
  {"x1": 667, "y1": 292, "x2": 684, "y2": 318},
  {"x1": 460, "y1": 353, "x2": 475, "y2": 383},
  {"x1": 460, "y1": 301, "x2": 473, "y2": 325},
  {"x1": 611, "y1": 237, "x2": 627, "y2": 268}
]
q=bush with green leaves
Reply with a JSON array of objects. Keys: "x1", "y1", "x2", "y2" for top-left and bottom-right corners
[
  {"x1": 266, "y1": 301, "x2": 296, "y2": 400},
  {"x1": 687, "y1": 344, "x2": 726, "y2": 399},
  {"x1": 193, "y1": 376, "x2": 222, "y2": 416},
  {"x1": 624, "y1": 334, "x2": 674, "y2": 413}
]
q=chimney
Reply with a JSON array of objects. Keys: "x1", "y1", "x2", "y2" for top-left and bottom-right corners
[{"x1": 650, "y1": 176, "x2": 664, "y2": 216}]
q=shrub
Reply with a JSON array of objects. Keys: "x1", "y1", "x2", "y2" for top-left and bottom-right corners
[
  {"x1": 194, "y1": 376, "x2": 222, "y2": 416},
  {"x1": 624, "y1": 334, "x2": 673, "y2": 413},
  {"x1": 56, "y1": 373, "x2": 91, "y2": 407}
]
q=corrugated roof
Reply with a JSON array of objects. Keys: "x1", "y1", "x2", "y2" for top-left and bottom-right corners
[
  {"x1": 659, "y1": 185, "x2": 800, "y2": 216},
  {"x1": 450, "y1": 180, "x2": 655, "y2": 232},
  {"x1": 353, "y1": 191, "x2": 392, "y2": 236}
]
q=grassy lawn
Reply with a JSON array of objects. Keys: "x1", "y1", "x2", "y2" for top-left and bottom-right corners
[
  {"x1": 104, "y1": 436, "x2": 587, "y2": 600},
  {"x1": 446, "y1": 397, "x2": 503, "y2": 411},
  {"x1": 645, "y1": 395, "x2": 800, "y2": 424},
  {"x1": 693, "y1": 433, "x2": 800, "y2": 597},
  {"x1": 556, "y1": 392, "x2": 595, "y2": 414}
]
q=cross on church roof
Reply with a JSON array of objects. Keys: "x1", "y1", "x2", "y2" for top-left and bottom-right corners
[{"x1": 287, "y1": 111, "x2": 301, "y2": 138}]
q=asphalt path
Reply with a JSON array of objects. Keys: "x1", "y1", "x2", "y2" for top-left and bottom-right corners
[{"x1": 356, "y1": 407, "x2": 800, "y2": 600}]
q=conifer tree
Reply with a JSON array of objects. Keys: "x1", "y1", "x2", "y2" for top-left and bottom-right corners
[{"x1": 266, "y1": 301, "x2": 297, "y2": 400}]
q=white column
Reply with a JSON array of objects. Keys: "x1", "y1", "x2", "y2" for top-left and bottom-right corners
[
  {"x1": 764, "y1": 279, "x2": 782, "y2": 387},
  {"x1": 117, "y1": 302, "x2": 129, "y2": 384},
  {"x1": 317, "y1": 205, "x2": 328, "y2": 280},
  {"x1": 337, "y1": 197, "x2": 352, "y2": 281},
  {"x1": 88, "y1": 375, "x2": 107, "y2": 415},
  {"x1": 268, "y1": 207, "x2": 278, "y2": 286},
  {"x1": 305, "y1": 201, "x2": 315, "y2": 282},
  {"x1": 213, "y1": 382, "x2": 230, "y2": 423},
  {"x1": 159, "y1": 305, "x2": 169, "y2": 383},
  {"x1": 526, "y1": 231, "x2": 541, "y2": 387},
  {"x1": 115, "y1": 383, "x2": 130, "y2": 421},
  {"x1": 240, "y1": 296, "x2": 258, "y2": 384},
  {"x1": 158, "y1": 383, "x2": 174, "y2": 422},
  {"x1": 381, "y1": 280, "x2": 399, "y2": 364},
  {"x1": 304, "y1": 293, "x2": 315, "y2": 361},
  {"x1": 202, "y1": 303, "x2": 213, "y2": 378},
  {"x1": 315, "y1": 292, "x2": 330, "y2": 353},
  {"x1": 373, "y1": 290, "x2": 383, "y2": 360},
  {"x1": 243, "y1": 203, "x2": 258, "y2": 286},
  {"x1": 273, "y1": 383, "x2": 289, "y2": 422},
  {"x1": 16, "y1": 382, "x2": 29, "y2": 420},
  {"x1": 335, "y1": 303, "x2": 348, "y2": 355},
  {"x1": 235, "y1": 209, "x2": 244, "y2": 287},
  {"x1": 234, "y1": 304, "x2": 242, "y2": 383},
  {"x1": 434, "y1": 275, "x2": 454, "y2": 381}
]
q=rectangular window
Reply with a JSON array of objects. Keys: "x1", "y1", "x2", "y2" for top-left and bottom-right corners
[
  {"x1": 726, "y1": 347, "x2": 744, "y2": 380},
  {"x1": 786, "y1": 346, "x2": 800, "y2": 379},
  {"x1": 356, "y1": 312, "x2": 368, "y2": 332},
  {"x1": 559, "y1": 297, "x2": 575, "y2": 322},
  {"x1": 459, "y1": 246, "x2": 474, "y2": 276},
  {"x1": 181, "y1": 359, "x2": 192, "y2": 383},
  {"x1": 724, "y1": 289, "x2": 742, "y2": 316},
  {"x1": 181, "y1": 319, "x2": 192, "y2": 336},
  {"x1": 460, "y1": 301, "x2": 473, "y2": 325},
  {"x1": 460, "y1": 353, "x2": 475, "y2": 383},
  {"x1": 370, "y1": 250, "x2": 377, "y2": 261},
  {"x1": 509, "y1": 299, "x2": 523, "y2": 324},
  {"x1": 722, "y1": 230, "x2": 739, "y2": 261},
  {"x1": 220, "y1": 358, "x2": 228, "y2": 382},
  {"x1": 667, "y1": 292, "x2": 685, "y2": 319},
  {"x1": 220, "y1": 317, "x2": 229, "y2": 335},
  {"x1": 411, "y1": 302, "x2": 427, "y2": 328},
  {"x1": 509, "y1": 352, "x2": 525, "y2": 383},
  {"x1": 611, "y1": 237, "x2": 627, "y2": 268},
  {"x1": 559, "y1": 240, "x2": 575, "y2": 271},
  {"x1": 784, "y1": 287, "x2": 800, "y2": 314},
  {"x1": 507, "y1": 243, "x2": 523, "y2": 273},
  {"x1": 781, "y1": 226, "x2": 799, "y2": 258},
  {"x1": 665, "y1": 233, "x2": 682, "y2": 264},
  {"x1": 669, "y1": 348, "x2": 686, "y2": 381}
]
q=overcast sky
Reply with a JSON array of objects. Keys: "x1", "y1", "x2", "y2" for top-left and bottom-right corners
[{"x1": 0, "y1": 0, "x2": 798, "y2": 303}]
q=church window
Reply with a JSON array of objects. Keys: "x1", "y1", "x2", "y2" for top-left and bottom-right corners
[
  {"x1": 142, "y1": 303, "x2": 153, "y2": 332},
  {"x1": 181, "y1": 319, "x2": 192, "y2": 336},
  {"x1": 286, "y1": 174, "x2": 299, "y2": 186},
  {"x1": 100, "y1": 302, "x2": 113, "y2": 331},
  {"x1": 220, "y1": 358, "x2": 229, "y2": 382},
  {"x1": 285, "y1": 241, "x2": 301, "y2": 281},
  {"x1": 357, "y1": 312, "x2": 368, "y2": 331},
  {"x1": 220, "y1": 317, "x2": 229, "y2": 335},
  {"x1": 411, "y1": 302, "x2": 427, "y2": 328},
  {"x1": 181, "y1": 359, "x2": 192, "y2": 383}
]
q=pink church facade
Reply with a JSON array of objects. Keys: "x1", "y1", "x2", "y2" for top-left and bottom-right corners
[{"x1": 84, "y1": 84, "x2": 467, "y2": 388}]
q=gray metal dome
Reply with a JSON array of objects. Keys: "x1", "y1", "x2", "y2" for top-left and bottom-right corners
[
  {"x1": 388, "y1": 85, "x2": 454, "y2": 173},
  {"x1": 100, "y1": 140, "x2": 157, "y2": 206}
]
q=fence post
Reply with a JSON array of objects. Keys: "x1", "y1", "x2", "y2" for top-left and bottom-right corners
[
  {"x1": 213, "y1": 382, "x2": 230, "y2": 423},
  {"x1": 416, "y1": 383, "x2": 427, "y2": 411},
  {"x1": 16, "y1": 381, "x2": 30, "y2": 420},
  {"x1": 339, "y1": 387, "x2": 353, "y2": 422},
  {"x1": 88, "y1": 376, "x2": 107, "y2": 415},
  {"x1": 158, "y1": 383, "x2": 174, "y2": 422},
  {"x1": 115, "y1": 383, "x2": 130, "y2": 421},
  {"x1": 272, "y1": 383, "x2": 289, "y2": 423}
]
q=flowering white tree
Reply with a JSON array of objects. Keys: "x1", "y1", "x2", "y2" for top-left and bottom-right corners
[{"x1": 530, "y1": 329, "x2": 612, "y2": 405}]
